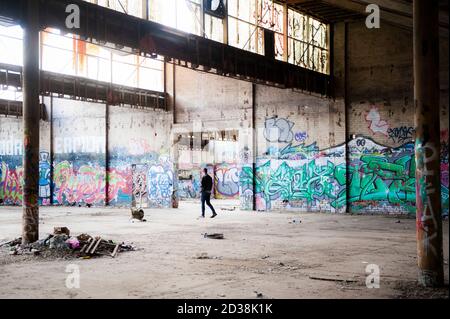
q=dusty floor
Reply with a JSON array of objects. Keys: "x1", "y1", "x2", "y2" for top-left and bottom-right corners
[{"x1": 0, "y1": 200, "x2": 448, "y2": 299}]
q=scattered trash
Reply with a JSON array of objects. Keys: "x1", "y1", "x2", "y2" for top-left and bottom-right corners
[
  {"x1": 308, "y1": 275, "x2": 358, "y2": 283},
  {"x1": 218, "y1": 294, "x2": 226, "y2": 297},
  {"x1": 0, "y1": 237, "x2": 22, "y2": 247},
  {"x1": 67, "y1": 237, "x2": 80, "y2": 249},
  {"x1": 254, "y1": 291, "x2": 264, "y2": 298},
  {"x1": 2, "y1": 232, "x2": 136, "y2": 260},
  {"x1": 396, "y1": 220, "x2": 401, "y2": 223},
  {"x1": 261, "y1": 255, "x2": 270, "y2": 259},
  {"x1": 195, "y1": 253, "x2": 211, "y2": 259},
  {"x1": 289, "y1": 218, "x2": 302, "y2": 224},
  {"x1": 49, "y1": 234, "x2": 70, "y2": 250},
  {"x1": 203, "y1": 233, "x2": 224, "y2": 239},
  {"x1": 131, "y1": 208, "x2": 145, "y2": 221},
  {"x1": 279, "y1": 262, "x2": 285, "y2": 266},
  {"x1": 221, "y1": 207, "x2": 236, "y2": 211},
  {"x1": 53, "y1": 227, "x2": 70, "y2": 236}
]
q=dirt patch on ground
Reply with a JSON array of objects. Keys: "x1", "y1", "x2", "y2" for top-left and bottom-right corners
[{"x1": 393, "y1": 281, "x2": 449, "y2": 299}]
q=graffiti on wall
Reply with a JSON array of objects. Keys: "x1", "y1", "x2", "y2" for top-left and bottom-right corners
[
  {"x1": 0, "y1": 139, "x2": 23, "y2": 156},
  {"x1": 250, "y1": 150, "x2": 346, "y2": 212},
  {"x1": 244, "y1": 136, "x2": 449, "y2": 215},
  {"x1": 387, "y1": 126, "x2": 415, "y2": 144},
  {"x1": 131, "y1": 164, "x2": 148, "y2": 207},
  {"x1": 147, "y1": 155, "x2": 174, "y2": 207},
  {"x1": 54, "y1": 136, "x2": 105, "y2": 154},
  {"x1": 214, "y1": 163, "x2": 240, "y2": 199},
  {"x1": 294, "y1": 131, "x2": 308, "y2": 143},
  {"x1": 366, "y1": 107, "x2": 389, "y2": 136},
  {"x1": 178, "y1": 178, "x2": 200, "y2": 199},
  {"x1": 1, "y1": 151, "x2": 52, "y2": 205},
  {"x1": 348, "y1": 138, "x2": 416, "y2": 213},
  {"x1": 38, "y1": 152, "x2": 51, "y2": 205},
  {"x1": 264, "y1": 117, "x2": 294, "y2": 143},
  {"x1": 441, "y1": 129, "x2": 449, "y2": 214},
  {"x1": 0, "y1": 161, "x2": 23, "y2": 205}
]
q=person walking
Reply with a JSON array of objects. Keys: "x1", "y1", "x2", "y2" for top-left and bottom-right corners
[{"x1": 200, "y1": 168, "x2": 217, "y2": 218}]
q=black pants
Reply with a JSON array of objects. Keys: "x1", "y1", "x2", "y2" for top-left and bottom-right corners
[{"x1": 201, "y1": 191, "x2": 216, "y2": 216}]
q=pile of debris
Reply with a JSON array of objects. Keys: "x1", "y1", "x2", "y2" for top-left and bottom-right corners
[{"x1": 0, "y1": 227, "x2": 136, "y2": 259}]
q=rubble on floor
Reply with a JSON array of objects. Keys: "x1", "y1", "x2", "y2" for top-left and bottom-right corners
[
  {"x1": 1, "y1": 229, "x2": 136, "y2": 259},
  {"x1": 203, "y1": 233, "x2": 224, "y2": 239}
]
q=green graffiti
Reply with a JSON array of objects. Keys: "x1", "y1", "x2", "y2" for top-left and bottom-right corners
[
  {"x1": 278, "y1": 142, "x2": 319, "y2": 160},
  {"x1": 240, "y1": 137, "x2": 450, "y2": 215}
]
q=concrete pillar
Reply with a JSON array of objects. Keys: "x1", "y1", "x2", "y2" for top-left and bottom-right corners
[
  {"x1": 22, "y1": 0, "x2": 40, "y2": 244},
  {"x1": 413, "y1": 0, "x2": 444, "y2": 287}
]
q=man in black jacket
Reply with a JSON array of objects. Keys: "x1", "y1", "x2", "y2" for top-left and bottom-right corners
[{"x1": 200, "y1": 168, "x2": 217, "y2": 218}]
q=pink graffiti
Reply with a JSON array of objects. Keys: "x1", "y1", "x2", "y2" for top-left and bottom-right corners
[
  {"x1": 366, "y1": 106, "x2": 389, "y2": 136},
  {"x1": 0, "y1": 162, "x2": 23, "y2": 204},
  {"x1": 53, "y1": 161, "x2": 130, "y2": 205},
  {"x1": 127, "y1": 138, "x2": 153, "y2": 156}
]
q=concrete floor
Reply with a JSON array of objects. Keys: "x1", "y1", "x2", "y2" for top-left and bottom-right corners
[{"x1": 0, "y1": 200, "x2": 448, "y2": 299}]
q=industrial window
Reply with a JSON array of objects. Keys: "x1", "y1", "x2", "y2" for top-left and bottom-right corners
[
  {"x1": 0, "y1": 24, "x2": 164, "y2": 94},
  {"x1": 227, "y1": 0, "x2": 285, "y2": 59},
  {"x1": 0, "y1": 25, "x2": 23, "y2": 66},
  {"x1": 92, "y1": 0, "x2": 145, "y2": 19},
  {"x1": 204, "y1": 13, "x2": 224, "y2": 43},
  {"x1": 41, "y1": 29, "x2": 164, "y2": 91},
  {"x1": 227, "y1": 0, "x2": 264, "y2": 55},
  {"x1": 148, "y1": 0, "x2": 203, "y2": 36},
  {"x1": 287, "y1": 9, "x2": 329, "y2": 74}
]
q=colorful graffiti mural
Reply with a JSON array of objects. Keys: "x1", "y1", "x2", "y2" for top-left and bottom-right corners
[
  {"x1": 147, "y1": 155, "x2": 174, "y2": 207},
  {"x1": 240, "y1": 136, "x2": 448, "y2": 215},
  {"x1": 38, "y1": 152, "x2": 51, "y2": 205},
  {"x1": 1, "y1": 151, "x2": 51, "y2": 205},
  {"x1": 214, "y1": 163, "x2": 240, "y2": 199},
  {"x1": 178, "y1": 178, "x2": 200, "y2": 199},
  {"x1": 348, "y1": 138, "x2": 416, "y2": 213},
  {"x1": 0, "y1": 161, "x2": 23, "y2": 205}
]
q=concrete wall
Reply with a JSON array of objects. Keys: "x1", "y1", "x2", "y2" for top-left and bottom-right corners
[
  {"x1": 1, "y1": 97, "x2": 173, "y2": 208},
  {"x1": 253, "y1": 85, "x2": 346, "y2": 212},
  {"x1": 340, "y1": 21, "x2": 448, "y2": 215}
]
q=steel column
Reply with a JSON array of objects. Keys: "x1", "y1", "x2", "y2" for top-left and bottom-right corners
[
  {"x1": 21, "y1": 0, "x2": 40, "y2": 244},
  {"x1": 414, "y1": 0, "x2": 444, "y2": 287}
]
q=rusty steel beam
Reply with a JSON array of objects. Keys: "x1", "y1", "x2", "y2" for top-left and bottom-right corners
[
  {"x1": 413, "y1": 0, "x2": 444, "y2": 287},
  {"x1": 0, "y1": 0, "x2": 331, "y2": 95},
  {"x1": 0, "y1": 63, "x2": 166, "y2": 109},
  {"x1": 0, "y1": 98, "x2": 47, "y2": 119},
  {"x1": 21, "y1": 0, "x2": 40, "y2": 244}
]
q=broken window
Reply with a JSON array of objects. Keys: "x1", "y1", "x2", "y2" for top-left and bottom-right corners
[
  {"x1": 0, "y1": 25, "x2": 23, "y2": 66},
  {"x1": 148, "y1": 0, "x2": 202, "y2": 36},
  {"x1": 228, "y1": 0, "x2": 263, "y2": 54},
  {"x1": 204, "y1": 13, "x2": 224, "y2": 43},
  {"x1": 287, "y1": 9, "x2": 329, "y2": 74},
  {"x1": 227, "y1": 0, "x2": 285, "y2": 58}
]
